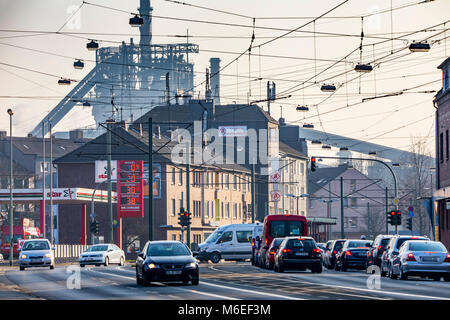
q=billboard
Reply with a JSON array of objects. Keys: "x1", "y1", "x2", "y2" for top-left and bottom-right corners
[
  {"x1": 117, "y1": 160, "x2": 144, "y2": 218},
  {"x1": 95, "y1": 160, "x2": 117, "y2": 183},
  {"x1": 143, "y1": 163, "x2": 162, "y2": 199}
]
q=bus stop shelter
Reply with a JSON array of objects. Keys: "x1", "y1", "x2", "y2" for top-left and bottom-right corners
[
  {"x1": 0, "y1": 188, "x2": 117, "y2": 245},
  {"x1": 307, "y1": 217, "x2": 337, "y2": 242}
]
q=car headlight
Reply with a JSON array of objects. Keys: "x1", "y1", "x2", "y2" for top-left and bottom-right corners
[
  {"x1": 45, "y1": 253, "x2": 52, "y2": 258},
  {"x1": 148, "y1": 263, "x2": 157, "y2": 269},
  {"x1": 186, "y1": 262, "x2": 197, "y2": 269},
  {"x1": 20, "y1": 254, "x2": 27, "y2": 259}
]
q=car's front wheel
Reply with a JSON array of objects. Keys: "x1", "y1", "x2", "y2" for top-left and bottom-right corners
[
  {"x1": 19, "y1": 266, "x2": 25, "y2": 271},
  {"x1": 136, "y1": 267, "x2": 143, "y2": 285},
  {"x1": 142, "y1": 271, "x2": 151, "y2": 286},
  {"x1": 191, "y1": 278, "x2": 199, "y2": 285},
  {"x1": 210, "y1": 252, "x2": 221, "y2": 264},
  {"x1": 104, "y1": 256, "x2": 109, "y2": 267},
  {"x1": 50, "y1": 265, "x2": 54, "y2": 270},
  {"x1": 119, "y1": 257, "x2": 124, "y2": 266},
  {"x1": 399, "y1": 266, "x2": 408, "y2": 280}
]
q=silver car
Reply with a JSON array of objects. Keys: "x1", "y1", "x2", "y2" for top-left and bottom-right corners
[
  {"x1": 79, "y1": 244, "x2": 125, "y2": 267},
  {"x1": 19, "y1": 239, "x2": 55, "y2": 270},
  {"x1": 391, "y1": 240, "x2": 450, "y2": 281}
]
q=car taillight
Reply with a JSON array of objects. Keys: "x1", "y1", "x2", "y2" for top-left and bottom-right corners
[
  {"x1": 345, "y1": 250, "x2": 352, "y2": 256},
  {"x1": 270, "y1": 249, "x2": 276, "y2": 254},
  {"x1": 265, "y1": 239, "x2": 268, "y2": 244},
  {"x1": 406, "y1": 253, "x2": 416, "y2": 261},
  {"x1": 333, "y1": 250, "x2": 336, "y2": 254},
  {"x1": 378, "y1": 245, "x2": 382, "y2": 250},
  {"x1": 282, "y1": 248, "x2": 291, "y2": 253},
  {"x1": 367, "y1": 251, "x2": 372, "y2": 256},
  {"x1": 313, "y1": 248, "x2": 321, "y2": 253},
  {"x1": 444, "y1": 254, "x2": 450, "y2": 263},
  {"x1": 252, "y1": 239, "x2": 255, "y2": 246}
]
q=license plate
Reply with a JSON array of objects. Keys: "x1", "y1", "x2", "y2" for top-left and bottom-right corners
[
  {"x1": 166, "y1": 270, "x2": 182, "y2": 275},
  {"x1": 295, "y1": 252, "x2": 308, "y2": 256},
  {"x1": 422, "y1": 257, "x2": 437, "y2": 262}
]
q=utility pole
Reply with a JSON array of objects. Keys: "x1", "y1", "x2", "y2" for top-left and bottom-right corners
[
  {"x1": 106, "y1": 120, "x2": 113, "y2": 243},
  {"x1": 367, "y1": 201, "x2": 370, "y2": 239},
  {"x1": 385, "y1": 187, "x2": 389, "y2": 234},
  {"x1": 148, "y1": 117, "x2": 153, "y2": 241},
  {"x1": 251, "y1": 164, "x2": 255, "y2": 223},
  {"x1": 340, "y1": 176, "x2": 344, "y2": 239},
  {"x1": 7, "y1": 109, "x2": 13, "y2": 266},
  {"x1": 49, "y1": 122, "x2": 53, "y2": 245},
  {"x1": 186, "y1": 142, "x2": 191, "y2": 248},
  {"x1": 42, "y1": 121, "x2": 46, "y2": 239},
  {"x1": 328, "y1": 183, "x2": 332, "y2": 240}
]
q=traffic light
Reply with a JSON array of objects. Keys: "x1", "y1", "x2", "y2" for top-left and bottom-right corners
[
  {"x1": 387, "y1": 211, "x2": 394, "y2": 225},
  {"x1": 184, "y1": 211, "x2": 192, "y2": 226},
  {"x1": 395, "y1": 211, "x2": 402, "y2": 226},
  {"x1": 311, "y1": 157, "x2": 317, "y2": 172},
  {"x1": 178, "y1": 208, "x2": 186, "y2": 227},
  {"x1": 407, "y1": 217, "x2": 413, "y2": 231},
  {"x1": 90, "y1": 220, "x2": 100, "y2": 234}
]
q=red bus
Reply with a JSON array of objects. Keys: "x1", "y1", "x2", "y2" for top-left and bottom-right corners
[{"x1": 255, "y1": 214, "x2": 308, "y2": 268}]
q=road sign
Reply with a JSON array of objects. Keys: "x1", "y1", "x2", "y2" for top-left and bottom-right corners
[
  {"x1": 393, "y1": 198, "x2": 399, "y2": 206},
  {"x1": 408, "y1": 206, "x2": 414, "y2": 218},
  {"x1": 270, "y1": 171, "x2": 281, "y2": 182},
  {"x1": 271, "y1": 190, "x2": 281, "y2": 202}
]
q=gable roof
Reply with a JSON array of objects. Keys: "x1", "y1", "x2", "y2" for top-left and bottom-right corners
[
  {"x1": 279, "y1": 142, "x2": 308, "y2": 160},
  {"x1": 307, "y1": 165, "x2": 349, "y2": 194}
]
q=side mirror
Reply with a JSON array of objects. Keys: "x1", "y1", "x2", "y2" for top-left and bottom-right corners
[
  {"x1": 192, "y1": 251, "x2": 199, "y2": 258},
  {"x1": 137, "y1": 252, "x2": 144, "y2": 259}
]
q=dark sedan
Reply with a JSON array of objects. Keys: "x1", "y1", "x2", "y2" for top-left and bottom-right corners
[
  {"x1": 335, "y1": 240, "x2": 372, "y2": 272},
  {"x1": 274, "y1": 237, "x2": 322, "y2": 273},
  {"x1": 136, "y1": 241, "x2": 199, "y2": 286}
]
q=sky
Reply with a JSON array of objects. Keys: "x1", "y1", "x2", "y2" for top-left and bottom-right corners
[{"x1": 0, "y1": 0, "x2": 449, "y2": 155}]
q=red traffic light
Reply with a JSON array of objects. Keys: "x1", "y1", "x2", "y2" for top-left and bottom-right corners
[
  {"x1": 396, "y1": 211, "x2": 401, "y2": 215},
  {"x1": 311, "y1": 157, "x2": 316, "y2": 163}
]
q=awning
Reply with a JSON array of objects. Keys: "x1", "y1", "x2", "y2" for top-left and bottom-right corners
[{"x1": 307, "y1": 217, "x2": 337, "y2": 225}]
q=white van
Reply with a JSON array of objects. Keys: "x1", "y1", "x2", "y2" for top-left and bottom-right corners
[{"x1": 197, "y1": 223, "x2": 262, "y2": 263}]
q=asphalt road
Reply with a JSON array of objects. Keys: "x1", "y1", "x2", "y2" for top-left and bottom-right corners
[{"x1": 3, "y1": 262, "x2": 450, "y2": 300}]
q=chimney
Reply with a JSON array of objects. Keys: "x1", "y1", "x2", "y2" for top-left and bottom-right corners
[
  {"x1": 69, "y1": 129, "x2": 83, "y2": 141},
  {"x1": 209, "y1": 58, "x2": 221, "y2": 105}
]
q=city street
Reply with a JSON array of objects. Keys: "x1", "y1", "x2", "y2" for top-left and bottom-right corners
[{"x1": 3, "y1": 262, "x2": 450, "y2": 300}]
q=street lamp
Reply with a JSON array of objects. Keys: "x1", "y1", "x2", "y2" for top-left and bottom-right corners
[
  {"x1": 7, "y1": 109, "x2": 13, "y2": 266},
  {"x1": 286, "y1": 193, "x2": 308, "y2": 215}
]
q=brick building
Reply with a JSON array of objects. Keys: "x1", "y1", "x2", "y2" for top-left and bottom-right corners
[{"x1": 434, "y1": 56, "x2": 450, "y2": 249}]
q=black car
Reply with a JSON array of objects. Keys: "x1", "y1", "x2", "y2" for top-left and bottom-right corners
[
  {"x1": 366, "y1": 235, "x2": 393, "y2": 269},
  {"x1": 335, "y1": 240, "x2": 372, "y2": 272},
  {"x1": 323, "y1": 239, "x2": 346, "y2": 269},
  {"x1": 136, "y1": 241, "x2": 199, "y2": 286},
  {"x1": 273, "y1": 237, "x2": 322, "y2": 273}
]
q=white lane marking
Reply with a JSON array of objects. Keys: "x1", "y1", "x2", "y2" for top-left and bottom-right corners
[
  {"x1": 89, "y1": 269, "x2": 239, "y2": 300},
  {"x1": 287, "y1": 275, "x2": 449, "y2": 300},
  {"x1": 201, "y1": 281, "x2": 304, "y2": 300}
]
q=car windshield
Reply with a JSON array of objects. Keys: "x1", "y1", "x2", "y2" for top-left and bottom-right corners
[
  {"x1": 396, "y1": 238, "x2": 426, "y2": 249},
  {"x1": 270, "y1": 220, "x2": 305, "y2": 238},
  {"x1": 205, "y1": 230, "x2": 224, "y2": 243},
  {"x1": 286, "y1": 239, "x2": 315, "y2": 250},
  {"x1": 86, "y1": 245, "x2": 108, "y2": 252},
  {"x1": 147, "y1": 242, "x2": 190, "y2": 257},
  {"x1": 334, "y1": 241, "x2": 345, "y2": 251},
  {"x1": 22, "y1": 241, "x2": 49, "y2": 251},
  {"x1": 347, "y1": 241, "x2": 371, "y2": 248},
  {"x1": 409, "y1": 242, "x2": 447, "y2": 252}
]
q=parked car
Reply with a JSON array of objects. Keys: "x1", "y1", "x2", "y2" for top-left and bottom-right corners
[
  {"x1": 381, "y1": 235, "x2": 429, "y2": 277},
  {"x1": 19, "y1": 239, "x2": 55, "y2": 271},
  {"x1": 273, "y1": 237, "x2": 322, "y2": 273},
  {"x1": 264, "y1": 237, "x2": 285, "y2": 270},
  {"x1": 136, "y1": 240, "x2": 199, "y2": 286},
  {"x1": 79, "y1": 244, "x2": 125, "y2": 267},
  {"x1": 366, "y1": 235, "x2": 393, "y2": 269},
  {"x1": 390, "y1": 240, "x2": 450, "y2": 281},
  {"x1": 323, "y1": 239, "x2": 346, "y2": 269},
  {"x1": 251, "y1": 224, "x2": 263, "y2": 266},
  {"x1": 335, "y1": 240, "x2": 372, "y2": 272}
]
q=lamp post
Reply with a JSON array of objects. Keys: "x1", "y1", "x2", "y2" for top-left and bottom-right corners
[
  {"x1": 286, "y1": 193, "x2": 309, "y2": 215},
  {"x1": 7, "y1": 108, "x2": 14, "y2": 266}
]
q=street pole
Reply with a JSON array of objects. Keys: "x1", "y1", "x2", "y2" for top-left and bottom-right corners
[
  {"x1": 106, "y1": 121, "x2": 113, "y2": 243},
  {"x1": 186, "y1": 142, "x2": 191, "y2": 248},
  {"x1": 251, "y1": 164, "x2": 255, "y2": 223},
  {"x1": 328, "y1": 183, "x2": 332, "y2": 240},
  {"x1": 385, "y1": 187, "x2": 389, "y2": 235},
  {"x1": 367, "y1": 201, "x2": 370, "y2": 239},
  {"x1": 8, "y1": 109, "x2": 13, "y2": 266},
  {"x1": 340, "y1": 176, "x2": 344, "y2": 239},
  {"x1": 49, "y1": 122, "x2": 53, "y2": 245},
  {"x1": 148, "y1": 118, "x2": 153, "y2": 241},
  {"x1": 42, "y1": 121, "x2": 46, "y2": 239}
]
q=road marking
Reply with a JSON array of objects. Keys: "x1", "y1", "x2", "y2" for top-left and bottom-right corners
[
  {"x1": 89, "y1": 269, "x2": 239, "y2": 300},
  {"x1": 201, "y1": 280, "x2": 304, "y2": 300}
]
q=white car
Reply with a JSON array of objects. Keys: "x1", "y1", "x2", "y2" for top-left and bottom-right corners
[
  {"x1": 19, "y1": 239, "x2": 55, "y2": 270},
  {"x1": 79, "y1": 244, "x2": 125, "y2": 267}
]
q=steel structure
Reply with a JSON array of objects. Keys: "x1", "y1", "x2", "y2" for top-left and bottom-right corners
[{"x1": 30, "y1": 0, "x2": 198, "y2": 137}]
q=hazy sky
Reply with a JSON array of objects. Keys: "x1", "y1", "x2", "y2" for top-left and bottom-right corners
[{"x1": 0, "y1": 0, "x2": 449, "y2": 155}]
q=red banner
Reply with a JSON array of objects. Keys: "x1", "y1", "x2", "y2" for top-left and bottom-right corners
[{"x1": 117, "y1": 160, "x2": 144, "y2": 218}]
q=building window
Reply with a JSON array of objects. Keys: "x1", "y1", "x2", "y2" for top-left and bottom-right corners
[
  {"x1": 179, "y1": 169, "x2": 183, "y2": 185},
  {"x1": 171, "y1": 199, "x2": 176, "y2": 216},
  {"x1": 446, "y1": 130, "x2": 449, "y2": 161},
  {"x1": 351, "y1": 197, "x2": 357, "y2": 208},
  {"x1": 205, "y1": 202, "x2": 209, "y2": 218},
  {"x1": 205, "y1": 171, "x2": 209, "y2": 188},
  {"x1": 233, "y1": 203, "x2": 237, "y2": 219},
  {"x1": 440, "y1": 132, "x2": 444, "y2": 162},
  {"x1": 350, "y1": 179, "x2": 356, "y2": 191},
  {"x1": 225, "y1": 174, "x2": 229, "y2": 189},
  {"x1": 225, "y1": 203, "x2": 230, "y2": 218},
  {"x1": 233, "y1": 175, "x2": 237, "y2": 190},
  {"x1": 171, "y1": 167, "x2": 175, "y2": 185},
  {"x1": 172, "y1": 234, "x2": 176, "y2": 241},
  {"x1": 300, "y1": 163, "x2": 304, "y2": 175},
  {"x1": 221, "y1": 202, "x2": 224, "y2": 218}
]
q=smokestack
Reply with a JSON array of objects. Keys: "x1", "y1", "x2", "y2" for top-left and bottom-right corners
[
  {"x1": 205, "y1": 68, "x2": 212, "y2": 101},
  {"x1": 139, "y1": 0, "x2": 153, "y2": 48},
  {"x1": 209, "y1": 58, "x2": 221, "y2": 105}
]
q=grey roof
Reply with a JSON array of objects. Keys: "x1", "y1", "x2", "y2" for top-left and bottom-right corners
[
  {"x1": 0, "y1": 153, "x2": 33, "y2": 175},
  {"x1": 307, "y1": 165, "x2": 349, "y2": 194},
  {"x1": 279, "y1": 142, "x2": 308, "y2": 160}
]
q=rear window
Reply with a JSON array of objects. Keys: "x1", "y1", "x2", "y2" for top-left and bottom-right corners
[
  {"x1": 408, "y1": 242, "x2": 447, "y2": 252},
  {"x1": 269, "y1": 220, "x2": 305, "y2": 239},
  {"x1": 334, "y1": 241, "x2": 345, "y2": 251},
  {"x1": 347, "y1": 241, "x2": 371, "y2": 248},
  {"x1": 380, "y1": 238, "x2": 390, "y2": 247},
  {"x1": 272, "y1": 238, "x2": 284, "y2": 248},
  {"x1": 286, "y1": 239, "x2": 315, "y2": 250},
  {"x1": 396, "y1": 237, "x2": 426, "y2": 249}
]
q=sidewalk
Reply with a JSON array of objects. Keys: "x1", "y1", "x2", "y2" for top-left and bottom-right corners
[{"x1": 0, "y1": 266, "x2": 42, "y2": 300}]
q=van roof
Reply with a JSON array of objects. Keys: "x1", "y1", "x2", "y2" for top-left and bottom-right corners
[{"x1": 217, "y1": 223, "x2": 261, "y2": 230}]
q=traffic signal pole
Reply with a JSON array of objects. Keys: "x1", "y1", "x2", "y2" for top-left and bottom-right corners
[
  {"x1": 186, "y1": 142, "x2": 191, "y2": 248},
  {"x1": 148, "y1": 117, "x2": 153, "y2": 242}
]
